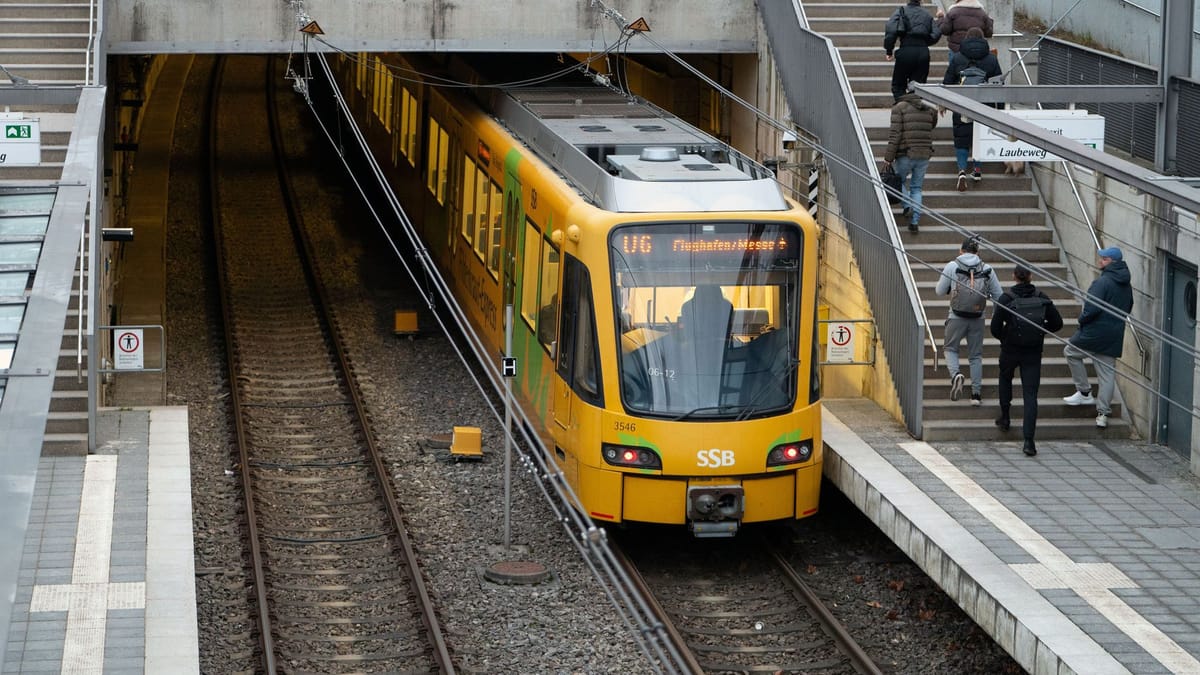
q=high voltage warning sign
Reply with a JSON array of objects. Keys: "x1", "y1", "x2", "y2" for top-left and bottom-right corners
[{"x1": 299, "y1": 21, "x2": 324, "y2": 35}]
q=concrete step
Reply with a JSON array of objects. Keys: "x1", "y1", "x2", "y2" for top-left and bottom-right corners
[
  {"x1": 921, "y1": 397, "x2": 1123, "y2": 421},
  {"x1": 916, "y1": 283, "x2": 1078, "y2": 304},
  {"x1": 923, "y1": 356, "x2": 1087, "y2": 380},
  {"x1": 901, "y1": 224, "x2": 1054, "y2": 246},
  {"x1": 896, "y1": 207, "x2": 1048, "y2": 228},
  {"x1": 905, "y1": 241, "x2": 1061, "y2": 263},
  {"x1": 45, "y1": 411, "x2": 87, "y2": 434},
  {"x1": 805, "y1": 3, "x2": 907, "y2": 19},
  {"x1": 49, "y1": 389, "x2": 87, "y2": 412},
  {"x1": 0, "y1": 4, "x2": 93, "y2": 19},
  {"x1": 41, "y1": 432, "x2": 87, "y2": 456},
  {"x1": 0, "y1": 62, "x2": 87, "y2": 83},
  {"x1": 922, "y1": 415, "x2": 1133, "y2": 441},
  {"x1": 921, "y1": 375, "x2": 1101, "y2": 398},
  {"x1": 911, "y1": 259, "x2": 1069, "y2": 281},
  {"x1": 0, "y1": 165, "x2": 63, "y2": 180},
  {"x1": 0, "y1": 34, "x2": 90, "y2": 49},
  {"x1": 0, "y1": 18, "x2": 92, "y2": 33},
  {"x1": 0, "y1": 48, "x2": 87, "y2": 65}
]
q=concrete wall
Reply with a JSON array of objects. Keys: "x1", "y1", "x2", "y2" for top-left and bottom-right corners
[
  {"x1": 1017, "y1": 0, "x2": 1200, "y2": 72},
  {"x1": 103, "y1": 0, "x2": 758, "y2": 54}
]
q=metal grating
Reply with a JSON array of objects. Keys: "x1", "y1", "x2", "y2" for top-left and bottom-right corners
[
  {"x1": 1176, "y1": 80, "x2": 1200, "y2": 177},
  {"x1": 1038, "y1": 38, "x2": 1158, "y2": 162}
]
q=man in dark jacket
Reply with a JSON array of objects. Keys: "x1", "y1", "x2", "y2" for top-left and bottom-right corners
[
  {"x1": 883, "y1": 92, "x2": 938, "y2": 232},
  {"x1": 936, "y1": 0, "x2": 994, "y2": 57},
  {"x1": 941, "y1": 28, "x2": 1003, "y2": 189},
  {"x1": 884, "y1": 0, "x2": 942, "y2": 102},
  {"x1": 991, "y1": 265, "x2": 1064, "y2": 456},
  {"x1": 1062, "y1": 247, "x2": 1135, "y2": 429}
]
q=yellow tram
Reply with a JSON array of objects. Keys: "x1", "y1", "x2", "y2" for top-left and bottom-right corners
[{"x1": 327, "y1": 54, "x2": 822, "y2": 536}]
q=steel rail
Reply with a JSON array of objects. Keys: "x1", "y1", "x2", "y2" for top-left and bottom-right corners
[
  {"x1": 765, "y1": 542, "x2": 883, "y2": 675},
  {"x1": 264, "y1": 56, "x2": 456, "y2": 675},
  {"x1": 206, "y1": 55, "x2": 277, "y2": 675}
]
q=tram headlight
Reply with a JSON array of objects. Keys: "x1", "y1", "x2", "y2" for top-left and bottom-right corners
[
  {"x1": 601, "y1": 443, "x2": 662, "y2": 470},
  {"x1": 766, "y1": 440, "x2": 813, "y2": 467}
]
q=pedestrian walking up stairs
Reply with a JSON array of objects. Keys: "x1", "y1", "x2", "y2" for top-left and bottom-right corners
[
  {"x1": 804, "y1": 0, "x2": 1130, "y2": 441},
  {"x1": 0, "y1": 0, "x2": 97, "y2": 455}
]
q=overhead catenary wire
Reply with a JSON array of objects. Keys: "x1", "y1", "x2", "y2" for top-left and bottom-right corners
[{"x1": 590, "y1": 4, "x2": 1200, "y2": 383}]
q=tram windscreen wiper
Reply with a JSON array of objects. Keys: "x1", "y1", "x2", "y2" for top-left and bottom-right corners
[{"x1": 670, "y1": 405, "x2": 744, "y2": 421}]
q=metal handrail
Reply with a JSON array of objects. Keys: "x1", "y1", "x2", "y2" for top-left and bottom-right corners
[
  {"x1": 1008, "y1": 46, "x2": 1148, "y2": 374},
  {"x1": 85, "y1": 0, "x2": 95, "y2": 84},
  {"x1": 76, "y1": 218, "x2": 86, "y2": 380}
]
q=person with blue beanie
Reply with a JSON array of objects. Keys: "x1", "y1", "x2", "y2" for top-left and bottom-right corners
[{"x1": 1062, "y1": 247, "x2": 1134, "y2": 428}]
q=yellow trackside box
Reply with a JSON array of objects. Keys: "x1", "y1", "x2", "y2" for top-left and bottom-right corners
[
  {"x1": 450, "y1": 426, "x2": 483, "y2": 458},
  {"x1": 394, "y1": 310, "x2": 419, "y2": 336}
]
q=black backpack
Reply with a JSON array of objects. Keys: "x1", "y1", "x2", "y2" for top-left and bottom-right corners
[
  {"x1": 949, "y1": 263, "x2": 991, "y2": 318},
  {"x1": 888, "y1": 6, "x2": 912, "y2": 35},
  {"x1": 959, "y1": 60, "x2": 988, "y2": 86},
  {"x1": 1007, "y1": 295, "x2": 1048, "y2": 347}
]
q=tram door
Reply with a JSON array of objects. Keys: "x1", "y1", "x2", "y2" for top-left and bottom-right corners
[{"x1": 1159, "y1": 256, "x2": 1197, "y2": 456}]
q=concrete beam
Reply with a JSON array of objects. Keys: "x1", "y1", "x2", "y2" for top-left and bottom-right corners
[
  {"x1": 912, "y1": 83, "x2": 1200, "y2": 215},
  {"x1": 944, "y1": 85, "x2": 1163, "y2": 105}
]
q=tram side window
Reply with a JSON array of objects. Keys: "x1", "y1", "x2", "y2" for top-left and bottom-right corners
[
  {"x1": 426, "y1": 120, "x2": 449, "y2": 205},
  {"x1": 460, "y1": 158, "x2": 477, "y2": 246},
  {"x1": 520, "y1": 220, "x2": 559, "y2": 350},
  {"x1": 356, "y1": 53, "x2": 367, "y2": 96},
  {"x1": 473, "y1": 170, "x2": 493, "y2": 262},
  {"x1": 556, "y1": 256, "x2": 601, "y2": 406},
  {"x1": 372, "y1": 55, "x2": 391, "y2": 126},
  {"x1": 400, "y1": 87, "x2": 417, "y2": 166},
  {"x1": 487, "y1": 182, "x2": 503, "y2": 276}
]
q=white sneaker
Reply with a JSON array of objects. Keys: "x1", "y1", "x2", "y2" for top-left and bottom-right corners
[
  {"x1": 950, "y1": 372, "x2": 964, "y2": 401},
  {"x1": 1096, "y1": 414, "x2": 1109, "y2": 428},
  {"x1": 1063, "y1": 391, "x2": 1095, "y2": 405}
]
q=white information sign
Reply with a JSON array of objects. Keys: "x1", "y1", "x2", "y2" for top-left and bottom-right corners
[
  {"x1": 826, "y1": 322, "x2": 855, "y2": 363},
  {"x1": 973, "y1": 109, "x2": 1104, "y2": 163},
  {"x1": 114, "y1": 329, "x2": 145, "y2": 370},
  {"x1": 0, "y1": 114, "x2": 41, "y2": 167}
]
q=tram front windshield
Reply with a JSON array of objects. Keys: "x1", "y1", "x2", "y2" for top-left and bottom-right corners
[{"x1": 610, "y1": 222, "x2": 802, "y2": 420}]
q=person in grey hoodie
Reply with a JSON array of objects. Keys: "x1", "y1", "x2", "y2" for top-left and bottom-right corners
[
  {"x1": 936, "y1": 237, "x2": 1003, "y2": 405},
  {"x1": 1062, "y1": 246, "x2": 1134, "y2": 428}
]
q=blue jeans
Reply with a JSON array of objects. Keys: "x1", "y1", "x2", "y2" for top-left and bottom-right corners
[
  {"x1": 894, "y1": 155, "x2": 929, "y2": 225},
  {"x1": 955, "y1": 147, "x2": 980, "y2": 173}
]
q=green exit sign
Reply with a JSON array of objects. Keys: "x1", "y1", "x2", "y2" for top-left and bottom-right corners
[{"x1": 5, "y1": 124, "x2": 32, "y2": 139}]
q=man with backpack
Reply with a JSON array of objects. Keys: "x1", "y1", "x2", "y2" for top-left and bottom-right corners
[
  {"x1": 990, "y1": 265, "x2": 1063, "y2": 456},
  {"x1": 936, "y1": 237, "x2": 1002, "y2": 406},
  {"x1": 941, "y1": 27, "x2": 1002, "y2": 189},
  {"x1": 884, "y1": 0, "x2": 942, "y2": 102}
]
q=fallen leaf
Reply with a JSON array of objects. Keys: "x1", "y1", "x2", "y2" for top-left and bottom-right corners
[
  {"x1": 888, "y1": 579, "x2": 905, "y2": 592},
  {"x1": 853, "y1": 575, "x2": 864, "y2": 584},
  {"x1": 865, "y1": 600, "x2": 883, "y2": 608}
]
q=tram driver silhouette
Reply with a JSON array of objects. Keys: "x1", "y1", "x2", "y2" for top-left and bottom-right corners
[{"x1": 675, "y1": 285, "x2": 734, "y2": 407}]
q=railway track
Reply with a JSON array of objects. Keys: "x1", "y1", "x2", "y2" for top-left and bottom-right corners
[
  {"x1": 617, "y1": 529, "x2": 883, "y2": 674},
  {"x1": 207, "y1": 54, "x2": 454, "y2": 673}
]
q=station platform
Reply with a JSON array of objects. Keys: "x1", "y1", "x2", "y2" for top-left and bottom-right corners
[
  {"x1": 2, "y1": 407, "x2": 199, "y2": 674},
  {"x1": 823, "y1": 398, "x2": 1200, "y2": 675}
]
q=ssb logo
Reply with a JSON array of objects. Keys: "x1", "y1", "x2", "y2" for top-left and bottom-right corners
[{"x1": 697, "y1": 448, "x2": 735, "y2": 468}]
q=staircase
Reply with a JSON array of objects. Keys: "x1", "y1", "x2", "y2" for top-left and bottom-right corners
[
  {"x1": 0, "y1": 0, "x2": 94, "y2": 87},
  {"x1": 1, "y1": 0, "x2": 96, "y2": 455},
  {"x1": 805, "y1": 0, "x2": 1130, "y2": 440}
]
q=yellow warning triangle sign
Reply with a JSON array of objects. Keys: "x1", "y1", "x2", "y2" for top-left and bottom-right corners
[
  {"x1": 300, "y1": 21, "x2": 324, "y2": 35},
  {"x1": 626, "y1": 17, "x2": 651, "y2": 32}
]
